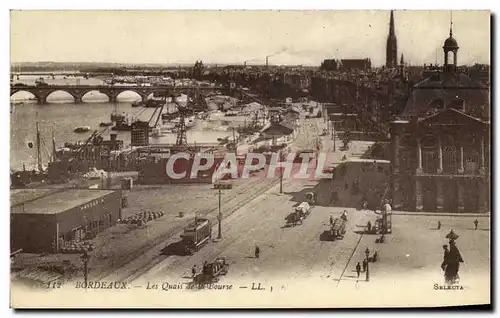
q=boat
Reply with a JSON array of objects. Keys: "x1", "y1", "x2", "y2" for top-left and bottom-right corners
[
  {"x1": 99, "y1": 122, "x2": 113, "y2": 127},
  {"x1": 171, "y1": 116, "x2": 197, "y2": 129},
  {"x1": 111, "y1": 120, "x2": 133, "y2": 131},
  {"x1": 11, "y1": 122, "x2": 52, "y2": 188},
  {"x1": 74, "y1": 126, "x2": 91, "y2": 133},
  {"x1": 132, "y1": 100, "x2": 143, "y2": 107},
  {"x1": 111, "y1": 112, "x2": 125, "y2": 122},
  {"x1": 162, "y1": 112, "x2": 179, "y2": 121}
]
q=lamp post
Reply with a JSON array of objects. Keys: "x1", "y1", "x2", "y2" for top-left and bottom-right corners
[
  {"x1": 213, "y1": 183, "x2": 231, "y2": 239},
  {"x1": 332, "y1": 121, "x2": 336, "y2": 152},
  {"x1": 279, "y1": 165, "x2": 283, "y2": 194},
  {"x1": 80, "y1": 250, "x2": 90, "y2": 288},
  {"x1": 365, "y1": 247, "x2": 370, "y2": 282}
]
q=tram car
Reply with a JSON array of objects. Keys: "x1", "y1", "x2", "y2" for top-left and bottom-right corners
[{"x1": 180, "y1": 217, "x2": 212, "y2": 255}]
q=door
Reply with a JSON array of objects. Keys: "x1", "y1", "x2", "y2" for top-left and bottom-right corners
[{"x1": 423, "y1": 178, "x2": 436, "y2": 212}]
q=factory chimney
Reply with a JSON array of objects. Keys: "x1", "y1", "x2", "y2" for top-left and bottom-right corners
[{"x1": 266, "y1": 56, "x2": 270, "y2": 68}]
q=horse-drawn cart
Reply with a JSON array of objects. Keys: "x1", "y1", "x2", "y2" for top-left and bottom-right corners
[
  {"x1": 285, "y1": 202, "x2": 311, "y2": 227},
  {"x1": 329, "y1": 218, "x2": 347, "y2": 241},
  {"x1": 193, "y1": 257, "x2": 229, "y2": 285}
]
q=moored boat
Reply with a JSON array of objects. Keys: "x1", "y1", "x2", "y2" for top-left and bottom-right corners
[
  {"x1": 74, "y1": 126, "x2": 91, "y2": 133},
  {"x1": 99, "y1": 122, "x2": 113, "y2": 127},
  {"x1": 132, "y1": 100, "x2": 143, "y2": 107}
]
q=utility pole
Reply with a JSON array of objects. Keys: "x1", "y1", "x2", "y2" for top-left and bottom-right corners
[
  {"x1": 279, "y1": 166, "x2": 283, "y2": 194},
  {"x1": 213, "y1": 182, "x2": 232, "y2": 239},
  {"x1": 365, "y1": 247, "x2": 370, "y2": 282},
  {"x1": 331, "y1": 121, "x2": 337, "y2": 152},
  {"x1": 218, "y1": 186, "x2": 222, "y2": 239},
  {"x1": 81, "y1": 250, "x2": 90, "y2": 288}
]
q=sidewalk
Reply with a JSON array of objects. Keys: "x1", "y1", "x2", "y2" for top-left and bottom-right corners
[{"x1": 391, "y1": 211, "x2": 490, "y2": 217}]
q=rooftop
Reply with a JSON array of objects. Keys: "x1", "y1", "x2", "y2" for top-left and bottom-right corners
[{"x1": 10, "y1": 188, "x2": 116, "y2": 215}]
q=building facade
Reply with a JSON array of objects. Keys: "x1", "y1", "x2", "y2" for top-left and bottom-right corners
[{"x1": 390, "y1": 26, "x2": 490, "y2": 213}]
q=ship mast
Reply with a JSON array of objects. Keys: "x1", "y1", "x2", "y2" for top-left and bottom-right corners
[
  {"x1": 36, "y1": 121, "x2": 43, "y2": 172},
  {"x1": 51, "y1": 125, "x2": 56, "y2": 162}
]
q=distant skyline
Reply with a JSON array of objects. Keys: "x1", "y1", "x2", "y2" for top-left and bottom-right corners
[{"x1": 10, "y1": 10, "x2": 490, "y2": 66}]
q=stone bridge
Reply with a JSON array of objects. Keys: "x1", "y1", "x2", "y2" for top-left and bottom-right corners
[{"x1": 10, "y1": 84, "x2": 227, "y2": 104}]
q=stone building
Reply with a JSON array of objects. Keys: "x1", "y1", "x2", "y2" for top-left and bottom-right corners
[{"x1": 390, "y1": 25, "x2": 490, "y2": 213}]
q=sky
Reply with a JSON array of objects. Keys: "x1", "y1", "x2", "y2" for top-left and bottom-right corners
[{"x1": 10, "y1": 10, "x2": 490, "y2": 66}]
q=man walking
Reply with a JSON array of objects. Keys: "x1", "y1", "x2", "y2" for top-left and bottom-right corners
[
  {"x1": 362, "y1": 259, "x2": 368, "y2": 273},
  {"x1": 474, "y1": 219, "x2": 479, "y2": 231},
  {"x1": 191, "y1": 265, "x2": 197, "y2": 278},
  {"x1": 255, "y1": 246, "x2": 260, "y2": 259},
  {"x1": 356, "y1": 262, "x2": 361, "y2": 278}
]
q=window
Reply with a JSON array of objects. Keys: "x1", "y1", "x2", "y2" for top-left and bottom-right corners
[
  {"x1": 443, "y1": 146, "x2": 457, "y2": 173},
  {"x1": 423, "y1": 151, "x2": 437, "y2": 173},
  {"x1": 465, "y1": 150, "x2": 479, "y2": 174}
]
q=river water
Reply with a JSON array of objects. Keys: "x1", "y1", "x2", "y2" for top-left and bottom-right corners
[{"x1": 10, "y1": 75, "x2": 235, "y2": 170}]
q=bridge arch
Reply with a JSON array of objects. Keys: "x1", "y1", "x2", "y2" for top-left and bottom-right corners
[
  {"x1": 45, "y1": 90, "x2": 77, "y2": 104},
  {"x1": 10, "y1": 90, "x2": 39, "y2": 103},
  {"x1": 81, "y1": 90, "x2": 110, "y2": 103},
  {"x1": 115, "y1": 89, "x2": 149, "y2": 103}
]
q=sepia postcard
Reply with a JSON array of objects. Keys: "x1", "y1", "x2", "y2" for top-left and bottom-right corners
[{"x1": 9, "y1": 10, "x2": 491, "y2": 308}]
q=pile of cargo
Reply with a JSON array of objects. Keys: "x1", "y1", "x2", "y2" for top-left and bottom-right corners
[
  {"x1": 83, "y1": 168, "x2": 108, "y2": 179},
  {"x1": 60, "y1": 241, "x2": 94, "y2": 254},
  {"x1": 120, "y1": 210, "x2": 165, "y2": 226}
]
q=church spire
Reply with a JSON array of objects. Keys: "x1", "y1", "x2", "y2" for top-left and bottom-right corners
[
  {"x1": 389, "y1": 10, "x2": 395, "y2": 36},
  {"x1": 400, "y1": 53, "x2": 404, "y2": 65},
  {"x1": 386, "y1": 10, "x2": 398, "y2": 68}
]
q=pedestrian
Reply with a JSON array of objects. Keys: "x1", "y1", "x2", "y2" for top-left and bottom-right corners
[
  {"x1": 372, "y1": 251, "x2": 378, "y2": 263},
  {"x1": 255, "y1": 246, "x2": 260, "y2": 259},
  {"x1": 356, "y1": 262, "x2": 361, "y2": 278},
  {"x1": 203, "y1": 261, "x2": 208, "y2": 274},
  {"x1": 362, "y1": 259, "x2": 368, "y2": 272},
  {"x1": 191, "y1": 265, "x2": 197, "y2": 277},
  {"x1": 329, "y1": 215, "x2": 334, "y2": 226},
  {"x1": 474, "y1": 219, "x2": 479, "y2": 230},
  {"x1": 367, "y1": 221, "x2": 372, "y2": 232},
  {"x1": 437, "y1": 221, "x2": 441, "y2": 230}
]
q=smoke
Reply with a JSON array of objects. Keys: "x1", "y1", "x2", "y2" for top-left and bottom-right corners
[{"x1": 267, "y1": 46, "x2": 289, "y2": 58}]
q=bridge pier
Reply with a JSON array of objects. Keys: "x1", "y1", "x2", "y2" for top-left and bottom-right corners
[
  {"x1": 141, "y1": 94, "x2": 149, "y2": 104},
  {"x1": 109, "y1": 94, "x2": 117, "y2": 104},
  {"x1": 74, "y1": 95, "x2": 83, "y2": 104},
  {"x1": 37, "y1": 95, "x2": 48, "y2": 105}
]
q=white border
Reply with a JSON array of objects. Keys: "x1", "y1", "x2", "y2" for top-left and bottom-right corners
[{"x1": 2, "y1": 1, "x2": 497, "y2": 316}]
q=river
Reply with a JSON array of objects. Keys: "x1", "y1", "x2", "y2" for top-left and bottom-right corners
[{"x1": 10, "y1": 75, "x2": 236, "y2": 171}]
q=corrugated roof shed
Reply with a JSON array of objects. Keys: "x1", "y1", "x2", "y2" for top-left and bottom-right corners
[{"x1": 10, "y1": 188, "x2": 116, "y2": 215}]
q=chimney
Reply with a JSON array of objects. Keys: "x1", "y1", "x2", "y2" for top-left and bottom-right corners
[
  {"x1": 244, "y1": 61, "x2": 247, "y2": 67},
  {"x1": 266, "y1": 56, "x2": 269, "y2": 68}
]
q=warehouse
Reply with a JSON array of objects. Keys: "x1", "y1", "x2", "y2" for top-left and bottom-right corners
[{"x1": 11, "y1": 188, "x2": 122, "y2": 254}]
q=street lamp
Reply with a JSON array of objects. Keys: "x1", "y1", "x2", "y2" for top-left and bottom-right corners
[
  {"x1": 214, "y1": 182, "x2": 232, "y2": 239},
  {"x1": 80, "y1": 250, "x2": 90, "y2": 288},
  {"x1": 365, "y1": 247, "x2": 370, "y2": 282},
  {"x1": 279, "y1": 166, "x2": 283, "y2": 194},
  {"x1": 332, "y1": 121, "x2": 336, "y2": 152}
]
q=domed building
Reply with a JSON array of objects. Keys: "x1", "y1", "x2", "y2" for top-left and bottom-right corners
[{"x1": 389, "y1": 23, "x2": 490, "y2": 213}]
